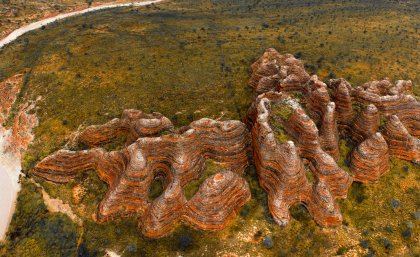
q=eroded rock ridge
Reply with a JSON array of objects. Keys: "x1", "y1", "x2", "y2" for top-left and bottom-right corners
[{"x1": 34, "y1": 48, "x2": 419, "y2": 237}]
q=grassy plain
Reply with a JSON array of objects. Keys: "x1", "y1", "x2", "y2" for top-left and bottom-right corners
[
  {"x1": 0, "y1": 0, "x2": 147, "y2": 38},
  {"x1": 0, "y1": 0, "x2": 419, "y2": 256}
]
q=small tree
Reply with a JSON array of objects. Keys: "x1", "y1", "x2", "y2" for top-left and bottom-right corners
[{"x1": 86, "y1": 0, "x2": 93, "y2": 7}]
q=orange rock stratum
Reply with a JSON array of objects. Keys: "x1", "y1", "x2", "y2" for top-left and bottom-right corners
[{"x1": 34, "y1": 48, "x2": 419, "y2": 237}]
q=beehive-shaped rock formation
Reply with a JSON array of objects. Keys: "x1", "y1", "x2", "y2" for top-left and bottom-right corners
[
  {"x1": 247, "y1": 48, "x2": 419, "y2": 228},
  {"x1": 76, "y1": 109, "x2": 174, "y2": 147},
  {"x1": 326, "y1": 78, "x2": 354, "y2": 127},
  {"x1": 383, "y1": 115, "x2": 419, "y2": 162},
  {"x1": 249, "y1": 48, "x2": 310, "y2": 94},
  {"x1": 304, "y1": 75, "x2": 331, "y2": 124},
  {"x1": 350, "y1": 133, "x2": 390, "y2": 183},
  {"x1": 250, "y1": 92, "x2": 350, "y2": 226},
  {"x1": 34, "y1": 48, "x2": 419, "y2": 236},
  {"x1": 351, "y1": 104, "x2": 380, "y2": 143},
  {"x1": 319, "y1": 102, "x2": 340, "y2": 161},
  {"x1": 35, "y1": 117, "x2": 251, "y2": 238}
]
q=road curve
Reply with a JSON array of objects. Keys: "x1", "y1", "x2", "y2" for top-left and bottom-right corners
[
  {"x1": 0, "y1": 0, "x2": 164, "y2": 242},
  {"x1": 0, "y1": 0, "x2": 164, "y2": 49}
]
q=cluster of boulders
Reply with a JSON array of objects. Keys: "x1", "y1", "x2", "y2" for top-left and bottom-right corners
[{"x1": 34, "y1": 48, "x2": 419, "y2": 237}]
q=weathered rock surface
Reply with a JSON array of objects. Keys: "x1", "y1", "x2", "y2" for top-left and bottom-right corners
[
  {"x1": 353, "y1": 86, "x2": 412, "y2": 113},
  {"x1": 351, "y1": 104, "x2": 380, "y2": 143},
  {"x1": 249, "y1": 48, "x2": 310, "y2": 94},
  {"x1": 383, "y1": 115, "x2": 419, "y2": 162},
  {"x1": 250, "y1": 92, "x2": 349, "y2": 227},
  {"x1": 8, "y1": 102, "x2": 39, "y2": 155},
  {"x1": 0, "y1": 74, "x2": 23, "y2": 124},
  {"x1": 350, "y1": 133, "x2": 390, "y2": 183},
  {"x1": 34, "y1": 48, "x2": 419, "y2": 236},
  {"x1": 304, "y1": 75, "x2": 331, "y2": 124},
  {"x1": 76, "y1": 109, "x2": 174, "y2": 147},
  {"x1": 319, "y1": 102, "x2": 340, "y2": 161},
  {"x1": 327, "y1": 78, "x2": 354, "y2": 126},
  {"x1": 246, "y1": 48, "x2": 419, "y2": 228},
  {"x1": 144, "y1": 170, "x2": 250, "y2": 238},
  {"x1": 34, "y1": 117, "x2": 251, "y2": 238}
]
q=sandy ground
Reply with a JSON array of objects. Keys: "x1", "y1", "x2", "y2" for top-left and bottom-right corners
[
  {"x1": 0, "y1": 129, "x2": 21, "y2": 241},
  {"x1": 0, "y1": 0, "x2": 163, "y2": 49}
]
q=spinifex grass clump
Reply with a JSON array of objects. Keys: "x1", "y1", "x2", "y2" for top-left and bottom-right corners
[{"x1": 268, "y1": 101, "x2": 293, "y2": 145}]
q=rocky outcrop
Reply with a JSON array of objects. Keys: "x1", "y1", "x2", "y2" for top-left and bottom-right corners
[
  {"x1": 383, "y1": 115, "x2": 419, "y2": 162},
  {"x1": 34, "y1": 48, "x2": 419, "y2": 236},
  {"x1": 34, "y1": 117, "x2": 251, "y2": 238},
  {"x1": 0, "y1": 73, "x2": 39, "y2": 156},
  {"x1": 249, "y1": 48, "x2": 310, "y2": 94},
  {"x1": 327, "y1": 78, "x2": 354, "y2": 126},
  {"x1": 328, "y1": 77, "x2": 419, "y2": 137},
  {"x1": 304, "y1": 75, "x2": 331, "y2": 124},
  {"x1": 144, "y1": 170, "x2": 250, "y2": 238},
  {"x1": 250, "y1": 92, "x2": 349, "y2": 227},
  {"x1": 319, "y1": 102, "x2": 340, "y2": 161},
  {"x1": 6, "y1": 102, "x2": 39, "y2": 155},
  {"x1": 353, "y1": 85, "x2": 419, "y2": 119},
  {"x1": 351, "y1": 104, "x2": 380, "y2": 143},
  {"x1": 350, "y1": 133, "x2": 390, "y2": 183},
  {"x1": 360, "y1": 79, "x2": 412, "y2": 96},
  {"x1": 361, "y1": 79, "x2": 394, "y2": 95},
  {"x1": 76, "y1": 109, "x2": 174, "y2": 147},
  {"x1": 246, "y1": 48, "x2": 419, "y2": 229},
  {"x1": 389, "y1": 80, "x2": 413, "y2": 95}
]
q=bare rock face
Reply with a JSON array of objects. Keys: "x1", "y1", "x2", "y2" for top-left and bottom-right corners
[
  {"x1": 249, "y1": 48, "x2": 310, "y2": 94},
  {"x1": 351, "y1": 104, "x2": 380, "y2": 143},
  {"x1": 4, "y1": 99, "x2": 39, "y2": 155},
  {"x1": 319, "y1": 102, "x2": 340, "y2": 161},
  {"x1": 389, "y1": 80, "x2": 413, "y2": 95},
  {"x1": 143, "y1": 170, "x2": 250, "y2": 238},
  {"x1": 353, "y1": 85, "x2": 420, "y2": 127},
  {"x1": 327, "y1": 78, "x2": 354, "y2": 127},
  {"x1": 250, "y1": 92, "x2": 349, "y2": 227},
  {"x1": 383, "y1": 115, "x2": 419, "y2": 162},
  {"x1": 350, "y1": 133, "x2": 390, "y2": 183},
  {"x1": 251, "y1": 94, "x2": 310, "y2": 225},
  {"x1": 34, "y1": 116, "x2": 251, "y2": 238},
  {"x1": 246, "y1": 48, "x2": 419, "y2": 228},
  {"x1": 34, "y1": 48, "x2": 419, "y2": 236},
  {"x1": 361, "y1": 79, "x2": 394, "y2": 95},
  {"x1": 76, "y1": 109, "x2": 174, "y2": 147},
  {"x1": 0, "y1": 74, "x2": 38, "y2": 154},
  {"x1": 304, "y1": 75, "x2": 331, "y2": 124}
]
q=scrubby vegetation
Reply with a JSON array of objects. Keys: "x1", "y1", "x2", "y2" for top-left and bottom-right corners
[
  {"x1": 0, "y1": 0, "x2": 419, "y2": 256},
  {"x1": 1, "y1": 179, "x2": 79, "y2": 257},
  {"x1": 269, "y1": 101, "x2": 293, "y2": 145},
  {"x1": 0, "y1": 0, "x2": 138, "y2": 38}
]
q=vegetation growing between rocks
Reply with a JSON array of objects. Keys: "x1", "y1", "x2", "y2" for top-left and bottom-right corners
[
  {"x1": 184, "y1": 160, "x2": 220, "y2": 200},
  {"x1": 0, "y1": 0, "x2": 419, "y2": 256},
  {"x1": 269, "y1": 101, "x2": 293, "y2": 145}
]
